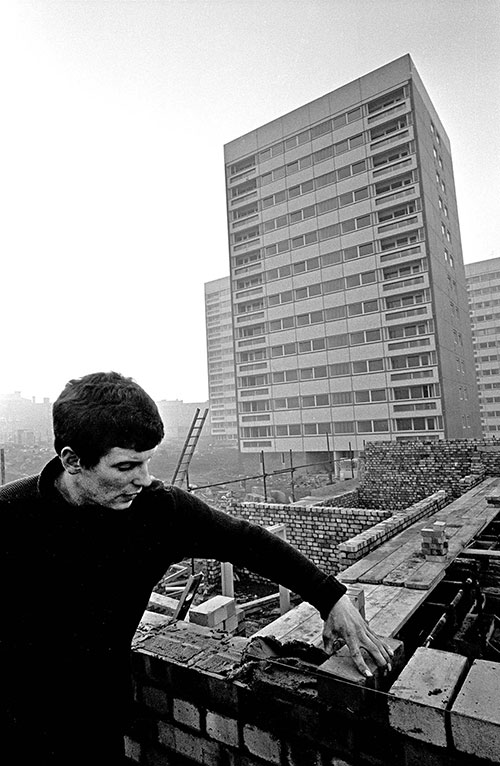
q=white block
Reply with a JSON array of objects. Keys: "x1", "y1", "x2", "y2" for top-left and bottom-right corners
[
  {"x1": 389, "y1": 647, "x2": 468, "y2": 748},
  {"x1": 450, "y1": 660, "x2": 500, "y2": 762}
]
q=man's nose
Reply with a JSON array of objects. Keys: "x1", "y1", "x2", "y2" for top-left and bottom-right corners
[{"x1": 132, "y1": 463, "x2": 153, "y2": 487}]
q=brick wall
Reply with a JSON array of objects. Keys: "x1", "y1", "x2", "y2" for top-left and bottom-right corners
[
  {"x1": 213, "y1": 502, "x2": 392, "y2": 585},
  {"x1": 127, "y1": 616, "x2": 488, "y2": 766},
  {"x1": 338, "y1": 490, "x2": 448, "y2": 565},
  {"x1": 357, "y1": 440, "x2": 498, "y2": 509}
]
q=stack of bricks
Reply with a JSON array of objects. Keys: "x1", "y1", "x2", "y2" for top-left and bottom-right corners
[
  {"x1": 189, "y1": 595, "x2": 239, "y2": 633},
  {"x1": 421, "y1": 521, "x2": 448, "y2": 562}
]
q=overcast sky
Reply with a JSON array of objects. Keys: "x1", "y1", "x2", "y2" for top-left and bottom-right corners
[{"x1": 1, "y1": 0, "x2": 499, "y2": 403}]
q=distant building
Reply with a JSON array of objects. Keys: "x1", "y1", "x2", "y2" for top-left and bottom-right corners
[
  {"x1": 224, "y1": 54, "x2": 480, "y2": 462},
  {"x1": 156, "y1": 399, "x2": 210, "y2": 441},
  {"x1": 0, "y1": 392, "x2": 52, "y2": 445},
  {"x1": 466, "y1": 257, "x2": 500, "y2": 437},
  {"x1": 204, "y1": 277, "x2": 238, "y2": 444}
]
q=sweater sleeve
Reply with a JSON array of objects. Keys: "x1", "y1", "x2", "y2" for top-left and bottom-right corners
[{"x1": 166, "y1": 487, "x2": 346, "y2": 619}]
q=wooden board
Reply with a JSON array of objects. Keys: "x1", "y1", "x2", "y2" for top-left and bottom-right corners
[
  {"x1": 368, "y1": 587, "x2": 425, "y2": 637},
  {"x1": 362, "y1": 584, "x2": 402, "y2": 622},
  {"x1": 251, "y1": 600, "x2": 318, "y2": 641},
  {"x1": 404, "y1": 561, "x2": 445, "y2": 590}
]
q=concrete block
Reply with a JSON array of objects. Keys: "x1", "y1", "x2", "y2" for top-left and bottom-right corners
[
  {"x1": 123, "y1": 736, "x2": 141, "y2": 762},
  {"x1": 190, "y1": 596, "x2": 236, "y2": 628},
  {"x1": 388, "y1": 647, "x2": 469, "y2": 748},
  {"x1": 450, "y1": 659, "x2": 500, "y2": 762},
  {"x1": 222, "y1": 614, "x2": 239, "y2": 633},
  {"x1": 206, "y1": 711, "x2": 239, "y2": 747},
  {"x1": 173, "y1": 698, "x2": 201, "y2": 730},
  {"x1": 141, "y1": 684, "x2": 169, "y2": 715},
  {"x1": 243, "y1": 724, "x2": 281, "y2": 764}
]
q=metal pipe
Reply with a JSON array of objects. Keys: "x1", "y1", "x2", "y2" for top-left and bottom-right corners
[{"x1": 422, "y1": 586, "x2": 466, "y2": 648}]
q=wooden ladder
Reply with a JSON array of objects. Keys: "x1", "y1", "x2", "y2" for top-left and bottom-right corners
[{"x1": 171, "y1": 407, "x2": 209, "y2": 488}]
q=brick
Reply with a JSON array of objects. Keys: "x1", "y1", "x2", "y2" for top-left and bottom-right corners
[
  {"x1": 388, "y1": 647, "x2": 469, "y2": 748},
  {"x1": 190, "y1": 596, "x2": 236, "y2": 628},
  {"x1": 175, "y1": 727, "x2": 204, "y2": 762},
  {"x1": 243, "y1": 724, "x2": 281, "y2": 763},
  {"x1": 285, "y1": 740, "x2": 323, "y2": 766},
  {"x1": 157, "y1": 720, "x2": 176, "y2": 750},
  {"x1": 222, "y1": 614, "x2": 239, "y2": 632},
  {"x1": 173, "y1": 698, "x2": 201, "y2": 730},
  {"x1": 124, "y1": 735, "x2": 141, "y2": 762},
  {"x1": 142, "y1": 685, "x2": 170, "y2": 715},
  {"x1": 206, "y1": 711, "x2": 239, "y2": 746},
  {"x1": 450, "y1": 659, "x2": 500, "y2": 761}
]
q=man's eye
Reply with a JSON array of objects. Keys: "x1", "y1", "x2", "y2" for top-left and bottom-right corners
[{"x1": 117, "y1": 465, "x2": 133, "y2": 472}]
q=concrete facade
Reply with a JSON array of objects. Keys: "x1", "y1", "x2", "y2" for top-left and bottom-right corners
[
  {"x1": 204, "y1": 276, "x2": 238, "y2": 443},
  {"x1": 224, "y1": 55, "x2": 480, "y2": 459},
  {"x1": 466, "y1": 257, "x2": 500, "y2": 438}
]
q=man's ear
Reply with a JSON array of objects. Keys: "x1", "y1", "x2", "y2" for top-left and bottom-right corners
[{"x1": 60, "y1": 446, "x2": 83, "y2": 474}]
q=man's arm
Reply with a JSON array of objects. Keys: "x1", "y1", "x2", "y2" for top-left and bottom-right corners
[
  {"x1": 164, "y1": 486, "x2": 393, "y2": 672},
  {"x1": 323, "y1": 594, "x2": 394, "y2": 676}
]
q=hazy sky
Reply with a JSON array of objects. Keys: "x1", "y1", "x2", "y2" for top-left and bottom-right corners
[{"x1": 1, "y1": 0, "x2": 499, "y2": 402}]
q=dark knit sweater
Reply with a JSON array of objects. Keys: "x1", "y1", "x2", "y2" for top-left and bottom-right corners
[{"x1": 1, "y1": 457, "x2": 345, "y2": 763}]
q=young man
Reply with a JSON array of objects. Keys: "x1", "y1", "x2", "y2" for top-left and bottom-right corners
[{"x1": 1, "y1": 372, "x2": 392, "y2": 764}]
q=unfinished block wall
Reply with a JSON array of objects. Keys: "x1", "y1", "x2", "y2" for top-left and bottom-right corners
[
  {"x1": 224, "y1": 502, "x2": 391, "y2": 579},
  {"x1": 357, "y1": 440, "x2": 500, "y2": 509},
  {"x1": 128, "y1": 618, "x2": 495, "y2": 766}
]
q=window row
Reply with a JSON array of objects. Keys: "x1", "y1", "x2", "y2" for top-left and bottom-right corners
[
  {"x1": 261, "y1": 194, "x2": 419, "y2": 237},
  {"x1": 229, "y1": 88, "x2": 407, "y2": 178},
  {"x1": 240, "y1": 415, "x2": 442, "y2": 439},
  {"x1": 468, "y1": 270, "x2": 500, "y2": 285},
  {"x1": 261, "y1": 159, "x2": 367, "y2": 210},
  {"x1": 262, "y1": 185, "x2": 370, "y2": 232},
  {"x1": 269, "y1": 322, "x2": 432, "y2": 358},
  {"x1": 267, "y1": 285, "x2": 379, "y2": 312},
  {"x1": 259, "y1": 133, "x2": 366, "y2": 188},
  {"x1": 235, "y1": 209, "x2": 376, "y2": 246},
  {"x1": 269, "y1": 383, "x2": 438, "y2": 409},
  {"x1": 256, "y1": 105, "x2": 364, "y2": 164},
  {"x1": 473, "y1": 311, "x2": 500, "y2": 323},
  {"x1": 256, "y1": 139, "x2": 413, "y2": 194},
  {"x1": 259, "y1": 163, "x2": 415, "y2": 217},
  {"x1": 233, "y1": 226, "x2": 422, "y2": 266},
  {"x1": 238, "y1": 353, "x2": 436, "y2": 388},
  {"x1": 468, "y1": 284, "x2": 500, "y2": 298},
  {"x1": 268, "y1": 254, "x2": 426, "y2": 286}
]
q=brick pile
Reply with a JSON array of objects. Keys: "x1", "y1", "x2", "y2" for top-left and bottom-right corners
[{"x1": 421, "y1": 521, "x2": 448, "y2": 562}]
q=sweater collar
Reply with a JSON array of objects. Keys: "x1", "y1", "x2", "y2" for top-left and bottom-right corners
[{"x1": 38, "y1": 456, "x2": 68, "y2": 505}]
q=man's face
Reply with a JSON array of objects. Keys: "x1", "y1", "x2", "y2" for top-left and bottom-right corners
[{"x1": 75, "y1": 446, "x2": 157, "y2": 509}]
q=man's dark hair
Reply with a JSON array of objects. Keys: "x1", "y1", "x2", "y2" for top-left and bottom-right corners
[{"x1": 53, "y1": 371, "x2": 165, "y2": 467}]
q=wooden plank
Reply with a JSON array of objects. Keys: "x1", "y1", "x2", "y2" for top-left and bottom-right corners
[
  {"x1": 342, "y1": 478, "x2": 499, "y2": 585},
  {"x1": 404, "y1": 561, "x2": 445, "y2": 590},
  {"x1": 459, "y1": 548, "x2": 500, "y2": 559},
  {"x1": 383, "y1": 556, "x2": 426, "y2": 587},
  {"x1": 339, "y1": 520, "x2": 432, "y2": 583},
  {"x1": 251, "y1": 600, "x2": 317, "y2": 641},
  {"x1": 358, "y1": 532, "x2": 428, "y2": 584},
  {"x1": 368, "y1": 587, "x2": 424, "y2": 637},
  {"x1": 363, "y1": 584, "x2": 402, "y2": 622}
]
